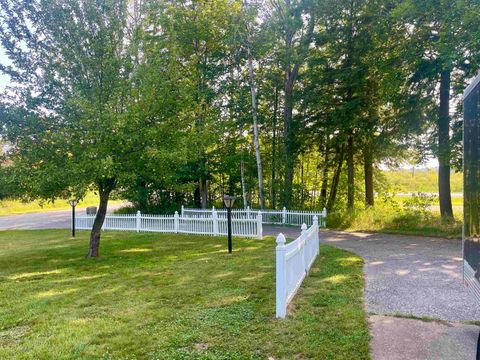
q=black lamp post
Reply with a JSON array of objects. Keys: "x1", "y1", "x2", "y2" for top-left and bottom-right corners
[
  {"x1": 69, "y1": 199, "x2": 78, "y2": 237},
  {"x1": 223, "y1": 195, "x2": 236, "y2": 254}
]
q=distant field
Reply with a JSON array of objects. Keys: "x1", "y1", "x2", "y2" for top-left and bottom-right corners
[
  {"x1": 392, "y1": 194, "x2": 463, "y2": 207},
  {"x1": 0, "y1": 193, "x2": 123, "y2": 216},
  {"x1": 381, "y1": 168, "x2": 462, "y2": 193}
]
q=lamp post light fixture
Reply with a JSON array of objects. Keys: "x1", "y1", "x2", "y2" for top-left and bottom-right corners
[
  {"x1": 223, "y1": 195, "x2": 236, "y2": 254},
  {"x1": 69, "y1": 199, "x2": 78, "y2": 238}
]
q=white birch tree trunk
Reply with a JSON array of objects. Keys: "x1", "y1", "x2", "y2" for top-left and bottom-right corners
[{"x1": 247, "y1": 47, "x2": 266, "y2": 209}]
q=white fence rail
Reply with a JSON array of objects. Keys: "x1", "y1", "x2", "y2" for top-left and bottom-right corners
[
  {"x1": 182, "y1": 206, "x2": 327, "y2": 227},
  {"x1": 75, "y1": 211, "x2": 263, "y2": 239},
  {"x1": 276, "y1": 217, "x2": 320, "y2": 318}
]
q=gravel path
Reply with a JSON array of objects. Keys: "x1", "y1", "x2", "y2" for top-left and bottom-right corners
[
  {"x1": 264, "y1": 226, "x2": 480, "y2": 321},
  {"x1": 263, "y1": 226, "x2": 480, "y2": 360}
]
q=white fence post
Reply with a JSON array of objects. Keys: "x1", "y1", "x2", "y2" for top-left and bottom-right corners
[
  {"x1": 257, "y1": 212, "x2": 263, "y2": 239},
  {"x1": 301, "y1": 223, "x2": 308, "y2": 272},
  {"x1": 313, "y1": 215, "x2": 319, "y2": 255},
  {"x1": 282, "y1": 207, "x2": 287, "y2": 224},
  {"x1": 276, "y1": 233, "x2": 287, "y2": 318},
  {"x1": 322, "y1": 207, "x2": 327, "y2": 227},
  {"x1": 136, "y1": 211, "x2": 141, "y2": 232},
  {"x1": 247, "y1": 206, "x2": 251, "y2": 218},
  {"x1": 174, "y1": 211, "x2": 179, "y2": 233},
  {"x1": 181, "y1": 205, "x2": 184, "y2": 216},
  {"x1": 212, "y1": 208, "x2": 219, "y2": 236}
]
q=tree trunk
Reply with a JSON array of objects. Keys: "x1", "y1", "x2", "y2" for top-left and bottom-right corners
[
  {"x1": 200, "y1": 176, "x2": 207, "y2": 209},
  {"x1": 300, "y1": 159, "x2": 305, "y2": 204},
  {"x1": 327, "y1": 150, "x2": 345, "y2": 212},
  {"x1": 364, "y1": 142, "x2": 374, "y2": 208},
  {"x1": 279, "y1": 2, "x2": 315, "y2": 208},
  {"x1": 248, "y1": 156, "x2": 253, "y2": 205},
  {"x1": 320, "y1": 139, "x2": 329, "y2": 208},
  {"x1": 271, "y1": 87, "x2": 278, "y2": 209},
  {"x1": 241, "y1": 159, "x2": 247, "y2": 208},
  {"x1": 194, "y1": 184, "x2": 201, "y2": 208},
  {"x1": 438, "y1": 69, "x2": 453, "y2": 218},
  {"x1": 347, "y1": 135, "x2": 355, "y2": 211},
  {"x1": 282, "y1": 79, "x2": 295, "y2": 208},
  {"x1": 247, "y1": 49, "x2": 266, "y2": 209},
  {"x1": 87, "y1": 178, "x2": 115, "y2": 258},
  {"x1": 137, "y1": 180, "x2": 148, "y2": 211},
  {"x1": 221, "y1": 174, "x2": 225, "y2": 203},
  {"x1": 312, "y1": 161, "x2": 319, "y2": 208}
]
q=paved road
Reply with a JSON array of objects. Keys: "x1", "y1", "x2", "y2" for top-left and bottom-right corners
[
  {"x1": 0, "y1": 204, "x2": 124, "y2": 230},
  {"x1": 264, "y1": 226, "x2": 480, "y2": 360}
]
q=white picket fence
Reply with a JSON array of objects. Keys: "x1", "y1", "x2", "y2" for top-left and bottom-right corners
[
  {"x1": 275, "y1": 217, "x2": 320, "y2": 318},
  {"x1": 181, "y1": 206, "x2": 327, "y2": 227},
  {"x1": 75, "y1": 211, "x2": 263, "y2": 239}
]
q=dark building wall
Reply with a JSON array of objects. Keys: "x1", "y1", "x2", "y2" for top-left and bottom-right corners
[{"x1": 464, "y1": 74, "x2": 480, "y2": 291}]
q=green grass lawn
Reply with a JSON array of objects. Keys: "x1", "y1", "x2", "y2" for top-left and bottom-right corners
[
  {"x1": 0, "y1": 193, "x2": 123, "y2": 216},
  {"x1": 0, "y1": 230, "x2": 369, "y2": 360}
]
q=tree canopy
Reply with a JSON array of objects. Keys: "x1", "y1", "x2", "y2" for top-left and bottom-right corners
[{"x1": 1, "y1": 0, "x2": 479, "y2": 256}]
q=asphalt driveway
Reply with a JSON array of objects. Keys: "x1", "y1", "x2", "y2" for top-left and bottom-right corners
[
  {"x1": 0, "y1": 204, "x2": 124, "y2": 230},
  {"x1": 264, "y1": 226, "x2": 480, "y2": 360}
]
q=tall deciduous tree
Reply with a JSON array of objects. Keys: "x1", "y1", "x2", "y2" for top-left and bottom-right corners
[
  {"x1": 244, "y1": 1, "x2": 266, "y2": 209},
  {"x1": 270, "y1": 0, "x2": 316, "y2": 208},
  {"x1": 393, "y1": 0, "x2": 480, "y2": 219},
  {"x1": 0, "y1": 0, "x2": 185, "y2": 256}
]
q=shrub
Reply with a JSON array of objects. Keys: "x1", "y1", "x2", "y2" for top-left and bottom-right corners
[{"x1": 402, "y1": 192, "x2": 437, "y2": 215}]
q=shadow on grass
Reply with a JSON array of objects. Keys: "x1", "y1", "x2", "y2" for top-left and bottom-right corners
[{"x1": 0, "y1": 230, "x2": 370, "y2": 360}]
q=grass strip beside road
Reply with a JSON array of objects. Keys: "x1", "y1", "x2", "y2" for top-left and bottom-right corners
[{"x1": 0, "y1": 193, "x2": 122, "y2": 216}]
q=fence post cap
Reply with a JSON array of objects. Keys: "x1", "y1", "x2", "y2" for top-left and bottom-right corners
[
  {"x1": 212, "y1": 206, "x2": 215, "y2": 211},
  {"x1": 301, "y1": 223, "x2": 308, "y2": 231},
  {"x1": 137, "y1": 210, "x2": 141, "y2": 215},
  {"x1": 283, "y1": 206, "x2": 286, "y2": 210},
  {"x1": 276, "y1": 233, "x2": 286, "y2": 245},
  {"x1": 175, "y1": 211, "x2": 178, "y2": 215}
]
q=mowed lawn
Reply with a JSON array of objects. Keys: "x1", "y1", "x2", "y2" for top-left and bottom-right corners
[{"x1": 0, "y1": 230, "x2": 370, "y2": 359}]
